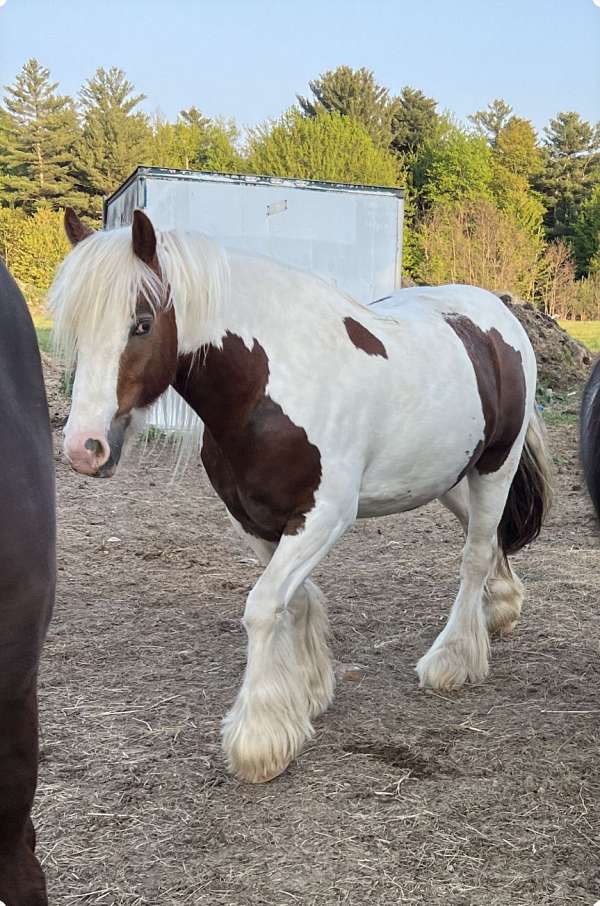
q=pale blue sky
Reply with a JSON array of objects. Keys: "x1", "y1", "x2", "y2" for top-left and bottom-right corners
[{"x1": 0, "y1": 0, "x2": 598, "y2": 137}]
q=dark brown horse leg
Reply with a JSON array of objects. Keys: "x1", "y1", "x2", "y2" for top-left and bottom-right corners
[{"x1": 0, "y1": 683, "x2": 48, "y2": 905}]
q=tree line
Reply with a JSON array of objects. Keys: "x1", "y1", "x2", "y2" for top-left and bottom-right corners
[{"x1": 1, "y1": 59, "x2": 599, "y2": 318}]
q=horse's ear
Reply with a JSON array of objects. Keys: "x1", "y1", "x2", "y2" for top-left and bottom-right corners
[
  {"x1": 132, "y1": 210, "x2": 157, "y2": 265},
  {"x1": 64, "y1": 208, "x2": 93, "y2": 246}
]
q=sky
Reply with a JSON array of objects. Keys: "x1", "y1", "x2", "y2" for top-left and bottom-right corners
[{"x1": 0, "y1": 0, "x2": 598, "y2": 137}]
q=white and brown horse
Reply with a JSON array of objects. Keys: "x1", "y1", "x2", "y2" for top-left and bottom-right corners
[{"x1": 50, "y1": 208, "x2": 552, "y2": 783}]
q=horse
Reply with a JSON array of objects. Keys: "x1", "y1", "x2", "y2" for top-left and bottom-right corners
[
  {"x1": 0, "y1": 261, "x2": 55, "y2": 905},
  {"x1": 581, "y1": 358, "x2": 600, "y2": 519},
  {"x1": 49, "y1": 207, "x2": 552, "y2": 784}
]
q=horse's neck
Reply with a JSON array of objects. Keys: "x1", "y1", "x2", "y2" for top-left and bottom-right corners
[
  {"x1": 171, "y1": 250, "x2": 369, "y2": 436},
  {"x1": 173, "y1": 333, "x2": 268, "y2": 442}
]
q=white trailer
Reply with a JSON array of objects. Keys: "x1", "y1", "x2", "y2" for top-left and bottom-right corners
[{"x1": 103, "y1": 167, "x2": 404, "y2": 428}]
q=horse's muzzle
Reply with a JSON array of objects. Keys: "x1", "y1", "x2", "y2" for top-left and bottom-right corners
[{"x1": 64, "y1": 414, "x2": 131, "y2": 478}]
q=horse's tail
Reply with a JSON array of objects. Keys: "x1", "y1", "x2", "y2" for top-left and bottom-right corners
[
  {"x1": 498, "y1": 410, "x2": 553, "y2": 557},
  {"x1": 581, "y1": 358, "x2": 600, "y2": 521}
]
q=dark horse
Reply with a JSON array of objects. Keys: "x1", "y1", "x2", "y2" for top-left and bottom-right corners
[
  {"x1": 581, "y1": 358, "x2": 600, "y2": 520},
  {"x1": 0, "y1": 262, "x2": 55, "y2": 905}
]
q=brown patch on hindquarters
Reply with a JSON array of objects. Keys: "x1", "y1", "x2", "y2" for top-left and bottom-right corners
[
  {"x1": 344, "y1": 317, "x2": 388, "y2": 358},
  {"x1": 175, "y1": 334, "x2": 322, "y2": 542},
  {"x1": 444, "y1": 313, "x2": 526, "y2": 476}
]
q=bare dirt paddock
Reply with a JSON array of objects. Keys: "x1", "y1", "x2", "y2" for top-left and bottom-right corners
[{"x1": 37, "y1": 414, "x2": 600, "y2": 905}]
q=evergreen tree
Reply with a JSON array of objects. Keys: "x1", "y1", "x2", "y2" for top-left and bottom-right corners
[
  {"x1": 572, "y1": 185, "x2": 600, "y2": 276},
  {"x1": 535, "y1": 111, "x2": 600, "y2": 240},
  {"x1": 469, "y1": 98, "x2": 513, "y2": 147},
  {"x1": 297, "y1": 66, "x2": 392, "y2": 146},
  {"x1": 76, "y1": 67, "x2": 152, "y2": 214},
  {"x1": 0, "y1": 58, "x2": 80, "y2": 211},
  {"x1": 390, "y1": 87, "x2": 438, "y2": 155}
]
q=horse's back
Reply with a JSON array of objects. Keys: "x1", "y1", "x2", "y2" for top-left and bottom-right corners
[{"x1": 373, "y1": 284, "x2": 527, "y2": 341}]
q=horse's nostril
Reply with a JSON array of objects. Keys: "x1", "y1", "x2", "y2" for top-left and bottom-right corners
[{"x1": 84, "y1": 438, "x2": 103, "y2": 456}]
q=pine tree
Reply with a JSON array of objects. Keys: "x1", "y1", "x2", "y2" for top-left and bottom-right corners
[
  {"x1": 535, "y1": 111, "x2": 600, "y2": 240},
  {"x1": 572, "y1": 185, "x2": 600, "y2": 276},
  {"x1": 469, "y1": 98, "x2": 513, "y2": 147},
  {"x1": 390, "y1": 87, "x2": 438, "y2": 156},
  {"x1": 297, "y1": 66, "x2": 392, "y2": 146},
  {"x1": 0, "y1": 58, "x2": 80, "y2": 211},
  {"x1": 75, "y1": 67, "x2": 152, "y2": 214}
]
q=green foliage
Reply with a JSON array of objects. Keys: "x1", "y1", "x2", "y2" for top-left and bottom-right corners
[
  {"x1": 572, "y1": 185, "x2": 600, "y2": 277},
  {"x1": 297, "y1": 66, "x2": 392, "y2": 147},
  {"x1": 390, "y1": 86, "x2": 438, "y2": 156},
  {"x1": 246, "y1": 109, "x2": 400, "y2": 186},
  {"x1": 469, "y1": 98, "x2": 513, "y2": 147},
  {"x1": 0, "y1": 59, "x2": 81, "y2": 211},
  {"x1": 150, "y1": 109, "x2": 242, "y2": 172},
  {"x1": 75, "y1": 67, "x2": 153, "y2": 215},
  {"x1": 416, "y1": 199, "x2": 543, "y2": 301},
  {"x1": 411, "y1": 119, "x2": 493, "y2": 211},
  {"x1": 0, "y1": 206, "x2": 69, "y2": 289},
  {"x1": 535, "y1": 111, "x2": 600, "y2": 241}
]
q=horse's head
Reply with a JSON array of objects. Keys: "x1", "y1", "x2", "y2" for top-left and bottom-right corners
[{"x1": 53, "y1": 209, "x2": 178, "y2": 477}]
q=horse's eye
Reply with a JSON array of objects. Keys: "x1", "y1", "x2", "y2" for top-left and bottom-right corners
[{"x1": 132, "y1": 318, "x2": 153, "y2": 337}]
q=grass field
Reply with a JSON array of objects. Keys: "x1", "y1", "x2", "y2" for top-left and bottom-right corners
[
  {"x1": 560, "y1": 319, "x2": 600, "y2": 352},
  {"x1": 33, "y1": 312, "x2": 52, "y2": 355}
]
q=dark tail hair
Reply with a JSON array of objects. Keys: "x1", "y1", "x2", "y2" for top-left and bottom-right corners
[
  {"x1": 498, "y1": 411, "x2": 553, "y2": 557},
  {"x1": 581, "y1": 358, "x2": 600, "y2": 521}
]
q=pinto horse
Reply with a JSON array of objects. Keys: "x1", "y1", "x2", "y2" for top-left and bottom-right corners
[
  {"x1": 50, "y1": 208, "x2": 551, "y2": 784},
  {"x1": 0, "y1": 262, "x2": 55, "y2": 904}
]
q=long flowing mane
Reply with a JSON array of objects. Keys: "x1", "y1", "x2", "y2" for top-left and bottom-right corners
[{"x1": 49, "y1": 225, "x2": 230, "y2": 366}]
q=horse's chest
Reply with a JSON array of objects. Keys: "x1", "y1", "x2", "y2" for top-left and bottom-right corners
[{"x1": 200, "y1": 399, "x2": 322, "y2": 543}]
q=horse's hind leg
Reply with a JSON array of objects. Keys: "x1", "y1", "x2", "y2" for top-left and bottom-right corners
[
  {"x1": 439, "y1": 482, "x2": 523, "y2": 636},
  {"x1": 418, "y1": 456, "x2": 522, "y2": 690}
]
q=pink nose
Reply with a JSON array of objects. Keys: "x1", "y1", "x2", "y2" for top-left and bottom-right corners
[{"x1": 64, "y1": 432, "x2": 110, "y2": 476}]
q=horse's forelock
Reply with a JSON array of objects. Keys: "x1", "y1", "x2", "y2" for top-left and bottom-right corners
[{"x1": 49, "y1": 225, "x2": 229, "y2": 366}]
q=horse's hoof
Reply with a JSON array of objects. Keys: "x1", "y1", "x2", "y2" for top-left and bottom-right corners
[
  {"x1": 416, "y1": 637, "x2": 489, "y2": 691},
  {"x1": 221, "y1": 699, "x2": 312, "y2": 784}
]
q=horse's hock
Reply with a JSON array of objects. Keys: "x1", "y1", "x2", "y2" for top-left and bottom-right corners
[{"x1": 496, "y1": 292, "x2": 591, "y2": 392}]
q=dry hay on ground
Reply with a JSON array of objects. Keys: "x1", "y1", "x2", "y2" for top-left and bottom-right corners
[{"x1": 36, "y1": 409, "x2": 600, "y2": 905}]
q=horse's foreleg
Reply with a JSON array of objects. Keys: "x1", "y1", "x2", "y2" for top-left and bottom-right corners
[
  {"x1": 439, "y1": 481, "x2": 523, "y2": 637},
  {"x1": 418, "y1": 456, "x2": 522, "y2": 690},
  {"x1": 222, "y1": 501, "x2": 355, "y2": 783},
  {"x1": 228, "y1": 517, "x2": 335, "y2": 720}
]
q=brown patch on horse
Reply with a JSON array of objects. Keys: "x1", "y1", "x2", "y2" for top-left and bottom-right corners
[
  {"x1": 343, "y1": 317, "x2": 388, "y2": 359},
  {"x1": 174, "y1": 334, "x2": 322, "y2": 541},
  {"x1": 444, "y1": 314, "x2": 526, "y2": 476},
  {"x1": 116, "y1": 305, "x2": 178, "y2": 414}
]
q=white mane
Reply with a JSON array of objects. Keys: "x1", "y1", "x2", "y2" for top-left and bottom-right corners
[{"x1": 49, "y1": 224, "x2": 230, "y2": 366}]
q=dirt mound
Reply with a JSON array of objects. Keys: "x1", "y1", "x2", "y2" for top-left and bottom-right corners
[{"x1": 498, "y1": 293, "x2": 592, "y2": 391}]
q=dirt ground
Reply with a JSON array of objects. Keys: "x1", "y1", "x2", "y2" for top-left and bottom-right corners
[{"x1": 36, "y1": 384, "x2": 600, "y2": 905}]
